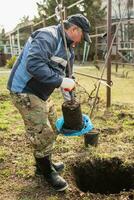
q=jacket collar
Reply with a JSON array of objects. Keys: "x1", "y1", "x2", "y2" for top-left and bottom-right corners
[{"x1": 58, "y1": 24, "x2": 74, "y2": 47}]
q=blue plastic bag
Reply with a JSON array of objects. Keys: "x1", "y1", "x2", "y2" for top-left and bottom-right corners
[{"x1": 55, "y1": 114, "x2": 94, "y2": 136}]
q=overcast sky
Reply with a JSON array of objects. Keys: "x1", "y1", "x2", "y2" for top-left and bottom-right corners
[{"x1": 0, "y1": 0, "x2": 39, "y2": 32}]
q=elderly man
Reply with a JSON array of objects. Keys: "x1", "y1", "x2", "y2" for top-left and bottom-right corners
[{"x1": 7, "y1": 14, "x2": 91, "y2": 192}]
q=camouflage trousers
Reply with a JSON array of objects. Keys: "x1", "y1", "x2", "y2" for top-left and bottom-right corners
[{"x1": 10, "y1": 92, "x2": 58, "y2": 158}]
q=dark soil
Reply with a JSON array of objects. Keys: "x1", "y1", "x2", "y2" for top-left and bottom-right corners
[
  {"x1": 62, "y1": 100, "x2": 83, "y2": 130},
  {"x1": 73, "y1": 157, "x2": 134, "y2": 195}
]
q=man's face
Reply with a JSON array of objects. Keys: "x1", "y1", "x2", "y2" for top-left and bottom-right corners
[{"x1": 67, "y1": 25, "x2": 84, "y2": 48}]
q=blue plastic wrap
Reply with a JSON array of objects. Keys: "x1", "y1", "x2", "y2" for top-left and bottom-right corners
[{"x1": 55, "y1": 114, "x2": 94, "y2": 136}]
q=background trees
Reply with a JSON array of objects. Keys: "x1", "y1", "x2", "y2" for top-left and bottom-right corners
[{"x1": 36, "y1": 0, "x2": 106, "y2": 61}]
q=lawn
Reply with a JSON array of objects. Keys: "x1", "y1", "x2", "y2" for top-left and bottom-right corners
[
  {"x1": 74, "y1": 64, "x2": 134, "y2": 104},
  {"x1": 0, "y1": 65, "x2": 134, "y2": 200}
]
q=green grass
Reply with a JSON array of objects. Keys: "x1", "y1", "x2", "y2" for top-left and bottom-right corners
[{"x1": 74, "y1": 64, "x2": 134, "y2": 104}]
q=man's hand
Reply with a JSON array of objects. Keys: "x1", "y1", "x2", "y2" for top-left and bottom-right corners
[{"x1": 60, "y1": 77, "x2": 75, "y2": 92}]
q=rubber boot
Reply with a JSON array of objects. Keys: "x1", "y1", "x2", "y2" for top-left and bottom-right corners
[
  {"x1": 35, "y1": 156, "x2": 68, "y2": 191},
  {"x1": 35, "y1": 162, "x2": 64, "y2": 176}
]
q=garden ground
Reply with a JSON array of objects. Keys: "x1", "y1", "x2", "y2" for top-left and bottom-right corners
[{"x1": 0, "y1": 64, "x2": 134, "y2": 200}]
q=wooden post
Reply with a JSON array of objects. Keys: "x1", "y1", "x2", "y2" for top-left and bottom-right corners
[
  {"x1": 95, "y1": 27, "x2": 98, "y2": 62},
  {"x1": 106, "y1": 0, "x2": 112, "y2": 108},
  {"x1": 63, "y1": 6, "x2": 67, "y2": 20},
  {"x1": 42, "y1": 18, "x2": 46, "y2": 27},
  {"x1": 30, "y1": 25, "x2": 34, "y2": 33}
]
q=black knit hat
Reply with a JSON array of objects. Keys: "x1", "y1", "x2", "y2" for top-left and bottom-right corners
[{"x1": 67, "y1": 14, "x2": 91, "y2": 43}]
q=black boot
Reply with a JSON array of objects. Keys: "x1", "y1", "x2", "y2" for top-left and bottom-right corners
[
  {"x1": 35, "y1": 162, "x2": 64, "y2": 176},
  {"x1": 35, "y1": 156, "x2": 68, "y2": 192}
]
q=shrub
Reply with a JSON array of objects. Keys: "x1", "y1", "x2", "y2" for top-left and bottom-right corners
[{"x1": 6, "y1": 56, "x2": 17, "y2": 69}]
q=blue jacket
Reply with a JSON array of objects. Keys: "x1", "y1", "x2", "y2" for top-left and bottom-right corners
[{"x1": 7, "y1": 25, "x2": 74, "y2": 100}]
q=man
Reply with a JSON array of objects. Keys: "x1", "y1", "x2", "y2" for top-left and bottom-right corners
[{"x1": 7, "y1": 14, "x2": 91, "y2": 192}]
